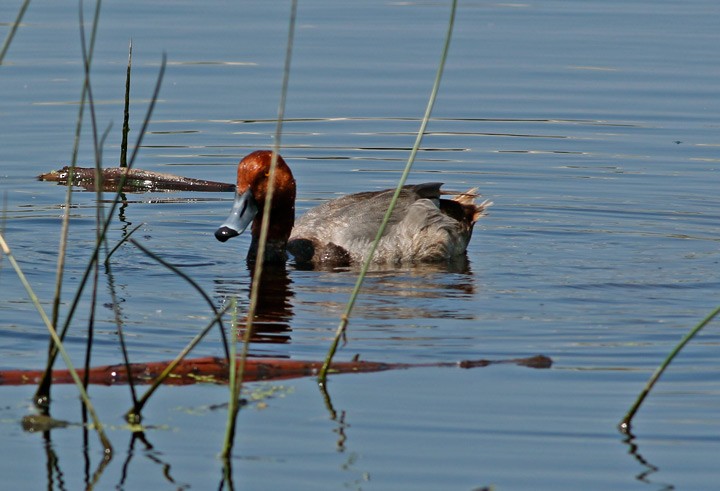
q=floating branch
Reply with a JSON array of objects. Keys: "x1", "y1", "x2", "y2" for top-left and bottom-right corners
[
  {"x1": 0, "y1": 355, "x2": 552, "y2": 387},
  {"x1": 38, "y1": 166, "x2": 235, "y2": 193}
]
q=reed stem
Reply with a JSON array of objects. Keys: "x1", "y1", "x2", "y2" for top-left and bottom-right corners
[
  {"x1": 221, "y1": 299, "x2": 239, "y2": 460},
  {"x1": 120, "y1": 40, "x2": 132, "y2": 167},
  {"x1": 0, "y1": 0, "x2": 32, "y2": 65},
  {"x1": 102, "y1": 250, "x2": 138, "y2": 406},
  {"x1": 0, "y1": 233, "x2": 112, "y2": 455},
  {"x1": 220, "y1": 0, "x2": 297, "y2": 462},
  {"x1": 318, "y1": 0, "x2": 458, "y2": 384},
  {"x1": 35, "y1": 52, "x2": 166, "y2": 407},
  {"x1": 130, "y1": 238, "x2": 230, "y2": 360},
  {"x1": 619, "y1": 304, "x2": 720, "y2": 432},
  {"x1": 37, "y1": 0, "x2": 104, "y2": 412},
  {"x1": 126, "y1": 303, "x2": 233, "y2": 424}
]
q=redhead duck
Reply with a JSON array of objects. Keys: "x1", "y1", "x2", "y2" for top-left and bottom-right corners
[{"x1": 215, "y1": 150, "x2": 491, "y2": 266}]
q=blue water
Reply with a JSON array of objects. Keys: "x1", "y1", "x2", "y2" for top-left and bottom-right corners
[{"x1": 1, "y1": 0, "x2": 720, "y2": 489}]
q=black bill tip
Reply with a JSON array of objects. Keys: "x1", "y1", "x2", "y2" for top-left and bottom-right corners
[{"x1": 214, "y1": 226, "x2": 240, "y2": 243}]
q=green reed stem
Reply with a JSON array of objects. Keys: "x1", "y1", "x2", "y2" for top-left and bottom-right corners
[
  {"x1": 125, "y1": 302, "x2": 233, "y2": 424},
  {"x1": 318, "y1": 0, "x2": 458, "y2": 384},
  {"x1": 619, "y1": 304, "x2": 720, "y2": 432},
  {"x1": 127, "y1": 53, "x2": 166, "y2": 167},
  {"x1": 0, "y1": 0, "x2": 31, "y2": 65},
  {"x1": 120, "y1": 39, "x2": 132, "y2": 168},
  {"x1": 36, "y1": 0, "x2": 104, "y2": 412},
  {"x1": 221, "y1": 298, "x2": 239, "y2": 460},
  {"x1": 104, "y1": 222, "x2": 143, "y2": 263},
  {"x1": 80, "y1": 0, "x2": 112, "y2": 391},
  {"x1": 0, "y1": 233, "x2": 112, "y2": 455},
  {"x1": 101, "y1": 249, "x2": 138, "y2": 406},
  {"x1": 67, "y1": 76, "x2": 159, "y2": 303},
  {"x1": 83, "y1": 124, "x2": 113, "y2": 391},
  {"x1": 36, "y1": 51, "x2": 165, "y2": 386},
  {"x1": 35, "y1": 51, "x2": 166, "y2": 409},
  {"x1": 221, "y1": 0, "x2": 297, "y2": 462}
]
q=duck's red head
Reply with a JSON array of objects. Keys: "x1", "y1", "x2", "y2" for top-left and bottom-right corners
[{"x1": 215, "y1": 151, "x2": 296, "y2": 262}]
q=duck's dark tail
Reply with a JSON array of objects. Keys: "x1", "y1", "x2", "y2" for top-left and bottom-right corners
[{"x1": 452, "y1": 188, "x2": 493, "y2": 223}]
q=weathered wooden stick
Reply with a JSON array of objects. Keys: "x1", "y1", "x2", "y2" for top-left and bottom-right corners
[
  {"x1": 0, "y1": 354, "x2": 551, "y2": 386},
  {"x1": 38, "y1": 166, "x2": 235, "y2": 193}
]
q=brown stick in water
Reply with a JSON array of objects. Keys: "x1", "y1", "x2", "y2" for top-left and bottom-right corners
[
  {"x1": 0, "y1": 354, "x2": 552, "y2": 386},
  {"x1": 38, "y1": 166, "x2": 235, "y2": 193}
]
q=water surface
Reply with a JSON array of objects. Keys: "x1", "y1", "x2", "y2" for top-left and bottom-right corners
[{"x1": 1, "y1": 1, "x2": 720, "y2": 489}]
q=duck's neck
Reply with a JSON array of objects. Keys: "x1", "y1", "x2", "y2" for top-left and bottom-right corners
[
  {"x1": 246, "y1": 207, "x2": 295, "y2": 263},
  {"x1": 247, "y1": 237, "x2": 289, "y2": 263}
]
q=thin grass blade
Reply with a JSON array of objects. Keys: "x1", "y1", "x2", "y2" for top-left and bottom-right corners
[
  {"x1": 130, "y1": 238, "x2": 230, "y2": 359},
  {"x1": 221, "y1": 0, "x2": 298, "y2": 461},
  {"x1": 318, "y1": 0, "x2": 458, "y2": 384},
  {"x1": 0, "y1": 233, "x2": 112, "y2": 455},
  {"x1": 36, "y1": 0, "x2": 105, "y2": 411},
  {"x1": 121, "y1": 39, "x2": 132, "y2": 167},
  {"x1": 126, "y1": 303, "x2": 233, "y2": 424},
  {"x1": 0, "y1": 0, "x2": 32, "y2": 65},
  {"x1": 619, "y1": 304, "x2": 720, "y2": 432},
  {"x1": 35, "y1": 51, "x2": 166, "y2": 406}
]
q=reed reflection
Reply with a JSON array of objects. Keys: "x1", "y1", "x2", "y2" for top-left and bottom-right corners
[
  {"x1": 118, "y1": 431, "x2": 187, "y2": 490},
  {"x1": 620, "y1": 428, "x2": 675, "y2": 491}
]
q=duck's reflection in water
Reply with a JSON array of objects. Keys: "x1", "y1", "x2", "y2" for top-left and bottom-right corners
[
  {"x1": 292, "y1": 256, "x2": 476, "y2": 321},
  {"x1": 214, "y1": 255, "x2": 476, "y2": 346},
  {"x1": 214, "y1": 263, "x2": 295, "y2": 346}
]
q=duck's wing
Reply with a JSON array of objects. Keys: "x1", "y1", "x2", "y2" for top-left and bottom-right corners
[
  {"x1": 353, "y1": 185, "x2": 490, "y2": 263},
  {"x1": 288, "y1": 184, "x2": 444, "y2": 264},
  {"x1": 291, "y1": 183, "x2": 443, "y2": 240}
]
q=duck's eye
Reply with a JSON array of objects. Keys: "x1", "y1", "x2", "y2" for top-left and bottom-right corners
[{"x1": 264, "y1": 171, "x2": 270, "y2": 177}]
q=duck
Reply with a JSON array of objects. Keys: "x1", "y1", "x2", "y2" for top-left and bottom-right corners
[{"x1": 215, "y1": 150, "x2": 491, "y2": 266}]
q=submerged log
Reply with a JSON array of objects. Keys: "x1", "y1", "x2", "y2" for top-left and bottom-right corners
[
  {"x1": 38, "y1": 166, "x2": 235, "y2": 193},
  {"x1": 0, "y1": 355, "x2": 552, "y2": 386}
]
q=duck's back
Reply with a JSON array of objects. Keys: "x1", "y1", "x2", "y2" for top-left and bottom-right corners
[{"x1": 288, "y1": 183, "x2": 487, "y2": 266}]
